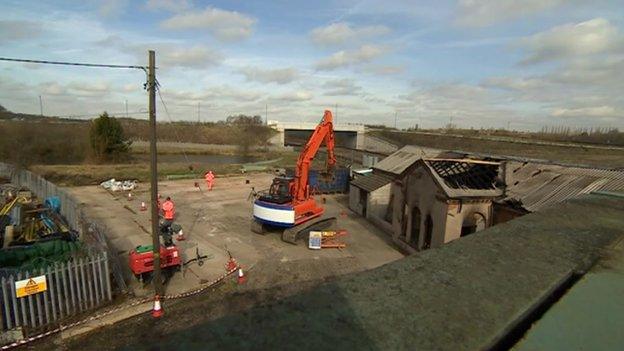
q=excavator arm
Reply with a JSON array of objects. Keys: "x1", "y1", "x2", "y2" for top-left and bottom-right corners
[{"x1": 292, "y1": 110, "x2": 336, "y2": 202}]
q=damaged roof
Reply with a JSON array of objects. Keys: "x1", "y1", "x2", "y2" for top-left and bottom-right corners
[
  {"x1": 502, "y1": 161, "x2": 624, "y2": 212},
  {"x1": 418, "y1": 158, "x2": 504, "y2": 198},
  {"x1": 351, "y1": 173, "x2": 393, "y2": 192},
  {"x1": 373, "y1": 145, "x2": 441, "y2": 176}
]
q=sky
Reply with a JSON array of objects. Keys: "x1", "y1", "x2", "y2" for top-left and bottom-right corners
[{"x1": 0, "y1": 0, "x2": 623, "y2": 130}]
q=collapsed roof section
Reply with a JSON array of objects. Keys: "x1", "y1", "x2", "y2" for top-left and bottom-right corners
[
  {"x1": 419, "y1": 158, "x2": 504, "y2": 199},
  {"x1": 501, "y1": 161, "x2": 624, "y2": 212}
]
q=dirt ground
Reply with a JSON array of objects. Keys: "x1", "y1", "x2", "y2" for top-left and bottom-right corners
[{"x1": 67, "y1": 174, "x2": 403, "y2": 298}]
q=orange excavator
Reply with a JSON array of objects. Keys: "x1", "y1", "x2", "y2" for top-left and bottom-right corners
[{"x1": 251, "y1": 110, "x2": 337, "y2": 243}]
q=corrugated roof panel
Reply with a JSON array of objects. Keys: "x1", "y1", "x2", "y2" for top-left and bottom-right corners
[
  {"x1": 351, "y1": 173, "x2": 392, "y2": 192},
  {"x1": 373, "y1": 145, "x2": 441, "y2": 176},
  {"x1": 503, "y1": 161, "x2": 624, "y2": 212}
]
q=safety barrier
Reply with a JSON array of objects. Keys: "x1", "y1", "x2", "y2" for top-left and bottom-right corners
[
  {"x1": 0, "y1": 267, "x2": 239, "y2": 350},
  {"x1": 0, "y1": 252, "x2": 112, "y2": 332}
]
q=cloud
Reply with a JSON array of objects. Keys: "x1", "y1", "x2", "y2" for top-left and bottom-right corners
[
  {"x1": 158, "y1": 45, "x2": 223, "y2": 68},
  {"x1": 482, "y1": 76, "x2": 547, "y2": 91},
  {"x1": 0, "y1": 20, "x2": 42, "y2": 43},
  {"x1": 363, "y1": 64, "x2": 405, "y2": 75},
  {"x1": 161, "y1": 7, "x2": 256, "y2": 41},
  {"x1": 315, "y1": 45, "x2": 384, "y2": 70},
  {"x1": 322, "y1": 79, "x2": 362, "y2": 96},
  {"x1": 123, "y1": 43, "x2": 222, "y2": 69},
  {"x1": 163, "y1": 86, "x2": 263, "y2": 102},
  {"x1": 391, "y1": 83, "x2": 520, "y2": 128},
  {"x1": 99, "y1": 0, "x2": 128, "y2": 17},
  {"x1": 483, "y1": 56, "x2": 624, "y2": 124},
  {"x1": 456, "y1": 0, "x2": 564, "y2": 27},
  {"x1": 310, "y1": 22, "x2": 390, "y2": 46},
  {"x1": 519, "y1": 18, "x2": 623, "y2": 64},
  {"x1": 272, "y1": 91, "x2": 313, "y2": 102},
  {"x1": 551, "y1": 105, "x2": 619, "y2": 118},
  {"x1": 145, "y1": 0, "x2": 192, "y2": 12},
  {"x1": 67, "y1": 81, "x2": 111, "y2": 95},
  {"x1": 237, "y1": 66, "x2": 299, "y2": 84}
]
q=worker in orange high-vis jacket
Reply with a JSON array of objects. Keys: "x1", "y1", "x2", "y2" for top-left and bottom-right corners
[
  {"x1": 161, "y1": 197, "x2": 175, "y2": 222},
  {"x1": 204, "y1": 170, "x2": 215, "y2": 191}
]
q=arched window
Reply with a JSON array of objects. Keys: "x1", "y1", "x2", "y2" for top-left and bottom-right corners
[{"x1": 461, "y1": 212, "x2": 486, "y2": 237}]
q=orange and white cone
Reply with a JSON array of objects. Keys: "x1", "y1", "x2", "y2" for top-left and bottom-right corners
[
  {"x1": 152, "y1": 295, "x2": 163, "y2": 318},
  {"x1": 237, "y1": 267, "x2": 247, "y2": 285},
  {"x1": 176, "y1": 229, "x2": 185, "y2": 241},
  {"x1": 127, "y1": 192, "x2": 133, "y2": 201},
  {"x1": 140, "y1": 201, "x2": 147, "y2": 211}
]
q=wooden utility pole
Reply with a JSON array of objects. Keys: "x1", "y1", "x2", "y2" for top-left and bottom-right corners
[
  {"x1": 197, "y1": 102, "x2": 200, "y2": 123},
  {"x1": 148, "y1": 50, "x2": 163, "y2": 295}
]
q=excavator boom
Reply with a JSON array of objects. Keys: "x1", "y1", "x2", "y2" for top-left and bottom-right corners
[
  {"x1": 292, "y1": 110, "x2": 336, "y2": 202},
  {"x1": 252, "y1": 110, "x2": 338, "y2": 243}
]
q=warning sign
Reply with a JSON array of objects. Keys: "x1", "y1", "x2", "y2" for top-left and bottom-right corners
[{"x1": 15, "y1": 275, "x2": 47, "y2": 298}]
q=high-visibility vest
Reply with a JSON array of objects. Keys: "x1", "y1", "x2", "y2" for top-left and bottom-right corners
[{"x1": 162, "y1": 200, "x2": 175, "y2": 220}]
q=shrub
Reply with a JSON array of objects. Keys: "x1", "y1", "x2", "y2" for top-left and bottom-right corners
[{"x1": 89, "y1": 112, "x2": 131, "y2": 162}]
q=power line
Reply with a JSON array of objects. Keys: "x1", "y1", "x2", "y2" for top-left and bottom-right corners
[
  {"x1": 0, "y1": 57, "x2": 147, "y2": 70},
  {"x1": 155, "y1": 80, "x2": 191, "y2": 165}
]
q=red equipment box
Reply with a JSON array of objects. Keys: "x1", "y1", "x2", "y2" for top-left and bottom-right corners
[{"x1": 129, "y1": 244, "x2": 181, "y2": 275}]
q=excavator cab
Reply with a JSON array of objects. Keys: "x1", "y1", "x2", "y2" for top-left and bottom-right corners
[{"x1": 259, "y1": 177, "x2": 293, "y2": 204}]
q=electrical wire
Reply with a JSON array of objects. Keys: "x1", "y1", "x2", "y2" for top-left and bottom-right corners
[
  {"x1": 154, "y1": 80, "x2": 192, "y2": 166},
  {"x1": 0, "y1": 57, "x2": 147, "y2": 71}
]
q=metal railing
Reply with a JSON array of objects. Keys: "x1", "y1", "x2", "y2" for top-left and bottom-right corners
[
  {"x1": 0, "y1": 163, "x2": 126, "y2": 293},
  {"x1": 0, "y1": 163, "x2": 128, "y2": 333},
  {"x1": 0, "y1": 252, "x2": 112, "y2": 331}
]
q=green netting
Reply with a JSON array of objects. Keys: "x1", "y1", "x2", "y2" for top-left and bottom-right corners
[{"x1": 0, "y1": 240, "x2": 82, "y2": 271}]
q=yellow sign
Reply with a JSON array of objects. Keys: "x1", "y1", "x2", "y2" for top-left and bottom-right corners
[{"x1": 15, "y1": 276, "x2": 47, "y2": 298}]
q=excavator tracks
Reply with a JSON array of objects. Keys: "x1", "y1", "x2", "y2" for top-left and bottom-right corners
[{"x1": 281, "y1": 216, "x2": 337, "y2": 244}]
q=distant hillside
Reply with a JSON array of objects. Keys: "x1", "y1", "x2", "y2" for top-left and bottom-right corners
[{"x1": 0, "y1": 104, "x2": 86, "y2": 123}]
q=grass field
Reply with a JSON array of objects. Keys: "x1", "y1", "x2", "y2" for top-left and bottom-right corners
[
  {"x1": 374, "y1": 131, "x2": 624, "y2": 169},
  {"x1": 31, "y1": 149, "x2": 302, "y2": 186}
]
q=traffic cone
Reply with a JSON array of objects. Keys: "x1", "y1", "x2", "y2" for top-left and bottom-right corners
[
  {"x1": 140, "y1": 201, "x2": 147, "y2": 211},
  {"x1": 152, "y1": 295, "x2": 163, "y2": 318},
  {"x1": 237, "y1": 267, "x2": 247, "y2": 285},
  {"x1": 127, "y1": 192, "x2": 133, "y2": 201},
  {"x1": 176, "y1": 229, "x2": 185, "y2": 241}
]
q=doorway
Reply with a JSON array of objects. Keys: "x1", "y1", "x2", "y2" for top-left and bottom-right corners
[
  {"x1": 423, "y1": 215, "x2": 433, "y2": 249},
  {"x1": 461, "y1": 212, "x2": 486, "y2": 237},
  {"x1": 410, "y1": 207, "x2": 421, "y2": 248}
]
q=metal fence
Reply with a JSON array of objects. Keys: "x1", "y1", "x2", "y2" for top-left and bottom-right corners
[
  {"x1": 0, "y1": 163, "x2": 127, "y2": 294},
  {"x1": 0, "y1": 252, "x2": 112, "y2": 331}
]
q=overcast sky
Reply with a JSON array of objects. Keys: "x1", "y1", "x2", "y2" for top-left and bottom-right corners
[{"x1": 1, "y1": 0, "x2": 623, "y2": 130}]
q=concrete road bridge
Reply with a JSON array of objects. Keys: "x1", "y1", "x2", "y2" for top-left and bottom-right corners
[{"x1": 268, "y1": 120, "x2": 366, "y2": 149}]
